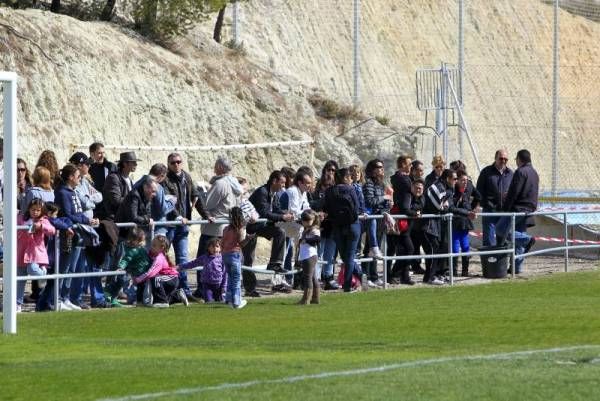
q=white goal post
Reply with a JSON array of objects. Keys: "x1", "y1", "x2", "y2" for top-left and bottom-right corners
[{"x1": 1, "y1": 71, "x2": 18, "y2": 334}]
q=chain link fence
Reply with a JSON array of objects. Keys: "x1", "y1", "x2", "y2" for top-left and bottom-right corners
[{"x1": 209, "y1": 0, "x2": 600, "y2": 195}]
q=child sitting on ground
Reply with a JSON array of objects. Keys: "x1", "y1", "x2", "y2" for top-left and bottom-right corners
[
  {"x1": 134, "y1": 235, "x2": 187, "y2": 308},
  {"x1": 178, "y1": 238, "x2": 226, "y2": 303},
  {"x1": 117, "y1": 228, "x2": 151, "y2": 306},
  {"x1": 17, "y1": 199, "x2": 56, "y2": 312}
]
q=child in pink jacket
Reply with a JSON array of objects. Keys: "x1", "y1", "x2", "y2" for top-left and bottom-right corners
[
  {"x1": 17, "y1": 199, "x2": 56, "y2": 312},
  {"x1": 133, "y1": 235, "x2": 188, "y2": 308}
]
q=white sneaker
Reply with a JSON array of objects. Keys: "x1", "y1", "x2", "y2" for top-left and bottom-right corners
[
  {"x1": 152, "y1": 303, "x2": 170, "y2": 308},
  {"x1": 429, "y1": 278, "x2": 445, "y2": 286},
  {"x1": 232, "y1": 299, "x2": 248, "y2": 309},
  {"x1": 177, "y1": 289, "x2": 189, "y2": 307},
  {"x1": 368, "y1": 247, "x2": 383, "y2": 258},
  {"x1": 367, "y1": 280, "x2": 380, "y2": 288},
  {"x1": 58, "y1": 301, "x2": 73, "y2": 311},
  {"x1": 16, "y1": 305, "x2": 22, "y2": 313},
  {"x1": 64, "y1": 300, "x2": 81, "y2": 310},
  {"x1": 374, "y1": 279, "x2": 385, "y2": 287}
]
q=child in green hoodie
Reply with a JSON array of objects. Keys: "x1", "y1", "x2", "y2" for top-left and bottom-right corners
[{"x1": 117, "y1": 227, "x2": 151, "y2": 306}]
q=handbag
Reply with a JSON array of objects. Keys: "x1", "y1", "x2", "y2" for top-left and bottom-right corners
[{"x1": 386, "y1": 207, "x2": 409, "y2": 235}]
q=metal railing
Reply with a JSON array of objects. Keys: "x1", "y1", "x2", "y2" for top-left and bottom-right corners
[{"x1": 3, "y1": 210, "x2": 600, "y2": 331}]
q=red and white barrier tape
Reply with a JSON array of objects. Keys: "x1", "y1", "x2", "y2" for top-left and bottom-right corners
[
  {"x1": 538, "y1": 205, "x2": 600, "y2": 212},
  {"x1": 469, "y1": 231, "x2": 600, "y2": 245}
]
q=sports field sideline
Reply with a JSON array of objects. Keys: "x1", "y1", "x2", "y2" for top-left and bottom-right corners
[{"x1": 2, "y1": 269, "x2": 600, "y2": 401}]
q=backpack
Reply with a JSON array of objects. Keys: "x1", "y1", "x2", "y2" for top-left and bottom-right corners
[{"x1": 328, "y1": 186, "x2": 358, "y2": 226}]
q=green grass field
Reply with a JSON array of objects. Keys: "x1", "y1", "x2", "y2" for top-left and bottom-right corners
[{"x1": 2, "y1": 270, "x2": 600, "y2": 401}]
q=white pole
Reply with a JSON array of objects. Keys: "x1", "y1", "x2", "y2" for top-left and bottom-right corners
[
  {"x1": 551, "y1": 0, "x2": 559, "y2": 197},
  {"x1": 2, "y1": 72, "x2": 18, "y2": 335},
  {"x1": 458, "y1": 0, "x2": 465, "y2": 161},
  {"x1": 353, "y1": 0, "x2": 361, "y2": 107},
  {"x1": 232, "y1": 1, "x2": 240, "y2": 45}
]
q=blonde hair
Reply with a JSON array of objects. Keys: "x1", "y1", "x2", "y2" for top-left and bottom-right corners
[
  {"x1": 151, "y1": 235, "x2": 174, "y2": 266},
  {"x1": 431, "y1": 155, "x2": 445, "y2": 168}
]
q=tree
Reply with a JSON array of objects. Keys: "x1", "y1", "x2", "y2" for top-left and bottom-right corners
[
  {"x1": 100, "y1": 0, "x2": 116, "y2": 21},
  {"x1": 212, "y1": 5, "x2": 226, "y2": 43},
  {"x1": 50, "y1": 0, "x2": 60, "y2": 12},
  {"x1": 128, "y1": 0, "x2": 230, "y2": 41}
]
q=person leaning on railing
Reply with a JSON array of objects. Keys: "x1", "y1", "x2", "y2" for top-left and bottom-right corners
[{"x1": 422, "y1": 169, "x2": 476, "y2": 286}]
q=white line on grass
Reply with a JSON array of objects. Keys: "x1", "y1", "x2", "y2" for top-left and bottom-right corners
[{"x1": 97, "y1": 345, "x2": 600, "y2": 401}]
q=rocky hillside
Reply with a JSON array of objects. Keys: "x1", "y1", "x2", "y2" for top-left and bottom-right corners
[
  {"x1": 1, "y1": 1, "x2": 599, "y2": 191},
  {"x1": 0, "y1": 7, "x2": 411, "y2": 186}
]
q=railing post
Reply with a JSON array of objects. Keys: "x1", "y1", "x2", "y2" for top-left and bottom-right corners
[
  {"x1": 54, "y1": 235, "x2": 60, "y2": 312},
  {"x1": 563, "y1": 213, "x2": 569, "y2": 272},
  {"x1": 381, "y1": 226, "x2": 387, "y2": 290},
  {"x1": 448, "y1": 214, "x2": 454, "y2": 286},
  {"x1": 511, "y1": 214, "x2": 516, "y2": 279}
]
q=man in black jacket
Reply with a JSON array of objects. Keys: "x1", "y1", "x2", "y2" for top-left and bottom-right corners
[
  {"x1": 163, "y1": 153, "x2": 201, "y2": 297},
  {"x1": 476, "y1": 149, "x2": 514, "y2": 246},
  {"x1": 242, "y1": 170, "x2": 294, "y2": 296},
  {"x1": 495, "y1": 149, "x2": 539, "y2": 274},
  {"x1": 102, "y1": 151, "x2": 139, "y2": 220},
  {"x1": 115, "y1": 175, "x2": 157, "y2": 238},
  {"x1": 89, "y1": 142, "x2": 118, "y2": 218}
]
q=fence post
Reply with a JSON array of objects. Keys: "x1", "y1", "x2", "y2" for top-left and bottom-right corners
[
  {"x1": 563, "y1": 213, "x2": 569, "y2": 272},
  {"x1": 232, "y1": 0, "x2": 240, "y2": 45},
  {"x1": 381, "y1": 229, "x2": 387, "y2": 289},
  {"x1": 2, "y1": 75, "x2": 18, "y2": 334},
  {"x1": 54, "y1": 234, "x2": 60, "y2": 312},
  {"x1": 511, "y1": 214, "x2": 516, "y2": 279},
  {"x1": 458, "y1": 0, "x2": 465, "y2": 161},
  {"x1": 551, "y1": 0, "x2": 559, "y2": 196},
  {"x1": 352, "y1": 0, "x2": 361, "y2": 107},
  {"x1": 448, "y1": 214, "x2": 454, "y2": 286}
]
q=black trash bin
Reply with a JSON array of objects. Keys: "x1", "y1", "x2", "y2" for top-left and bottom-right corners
[{"x1": 478, "y1": 245, "x2": 510, "y2": 279}]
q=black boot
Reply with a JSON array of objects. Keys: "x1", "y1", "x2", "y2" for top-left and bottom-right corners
[
  {"x1": 461, "y1": 256, "x2": 470, "y2": 277},
  {"x1": 400, "y1": 265, "x2": 415, "y2": 285}
]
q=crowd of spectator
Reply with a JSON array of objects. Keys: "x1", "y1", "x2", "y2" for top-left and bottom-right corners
[{"x1": 7, "y1": 141, "x2": 539, "y2": 311}]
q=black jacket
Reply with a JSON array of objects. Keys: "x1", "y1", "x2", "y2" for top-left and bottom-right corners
[
  {"x1": 390, "y1": 172, "x2": 412, "y2": 214},
  {"x1": 90, "y1": 160, "x2": 118, "y2": 193},
  {"x1": 452, "y1": 180, "x2": 481, "y2": 231},
  {"x1": 503, "y1": 162, "x2": 539, "y2": 227},
  {"x1": 162, "y1": 170, "x2": 200, "y2": 220},
  {"x1": 247, "y1": 184, "x2": 284, "y2": 233},
  {"x1": 423, "y1": 180, "x2": 469, "y2": 239},
  {"x1": 475, "y1": 164, "x2": 513, "y2": 211},
  {"x1": 115, "y1": 186, "x2": 152, "y2": 237},
  {"x1": 424, "y1": 171, "x2": 440, "y2": 189},
  {"x1": 102, "y1": 171, "x2": 131, "y2": 220},
  {"x1": 322, "y1": 184, "x2": 360, "y2": 226}
]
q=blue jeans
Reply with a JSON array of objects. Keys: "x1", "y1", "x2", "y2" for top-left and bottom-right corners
[
  {"x1": 333, "y1": 222, "x2": 361, "y2": 291},
  {"x1": 167, "y1": 225, "x2": 190, "y2": 294},
  {"x1": 495, "y1": 215, "x2": 531, "y2": 274},
  {"x1": 317, "y1": 236, "x2": 337, "y2": 279},
  {"x1": 366, "y1": 218, "x2": 379, "y2": 248},
  {"x1": 481, "y1": 212, "x2": 501, "y2": 246},
  {"x1": 17, "y1": 263, "x2": 46, "y2": 305},
  {"x1": 452, "y1": 229, "x2": 470, "y2": 253},
  {"x1": 70, "y1": 250, "x2": 89, "y2": 305},
  {"x1": 59, "y1": 246, "x2": 82, "y2": 301},
  {"x1": 223, "y1": 251, "x2": 242, "y2": 307}
]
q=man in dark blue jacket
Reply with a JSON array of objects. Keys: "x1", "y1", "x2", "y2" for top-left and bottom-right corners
[
  {"x1": 476, "y1": 149, "x2": 513, "y2": 246},
  {"x1": 495, "y1": 149, "x2": 539, "y2": 274}
]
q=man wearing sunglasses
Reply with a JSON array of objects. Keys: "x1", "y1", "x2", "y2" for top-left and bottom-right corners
[
  {"x1": 476, "y1": 149, "x2": 514, "y2": 246},
  {"x1": 163, "y1": 153, "x2": 202, "y2": 300}
]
